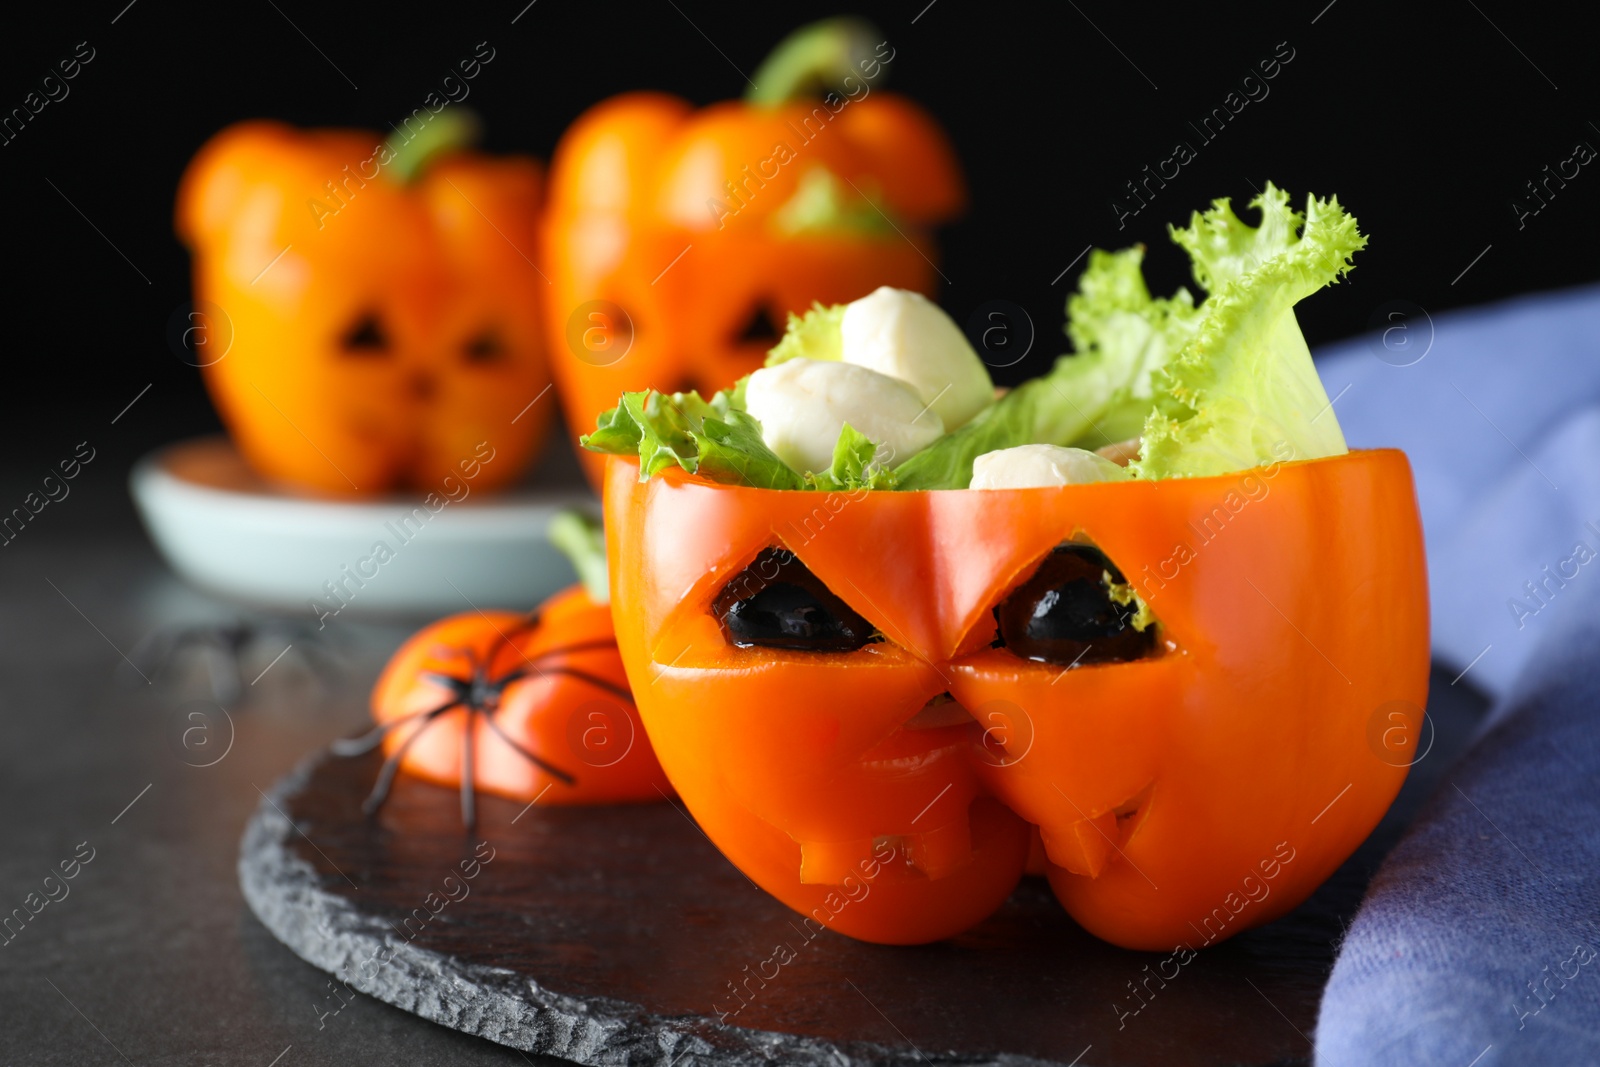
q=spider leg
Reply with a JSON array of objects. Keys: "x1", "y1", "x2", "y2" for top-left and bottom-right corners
[
  {"x1": 479, "y1": 663, "x2": 632, "y2": 706},
  {"x1": 529, "y1": 666, "x2": 635, "y2": 703},
  {"x1": 330, "y1": 697, "x2": 462, "y2": 756},
  {"x1": 518, "y1": 638, "x2": 622, "y2": 663},
  {"x1": 481, "y1": 611, "x2": 543, "y2": 677},
  {"x1": 487, "y1": 669, "x2": 528, "y2": 690},
  {"x1": 229, "y1": 655, "x2": 250, "y2": 707},
  {"x1": 209, "y1": 640, "x2": 244, "y2": 706},
  {"x1": 123, "y1": 627, "x2": 179, "y2": 687},
  {"x1": 474, "y1": 640, "x2": 625, "y2": 699},
  {"x1": 483, "y1": 715, "x2": 577, "y2": 786},
  {"x1": 460, "y1": 707, "x2": 477, "y2": 830},
  {"x1": 420, "y1": 671, "x2": 473, "y2": 694},
  {"x1": 360, "y1": 704, "x2": 458, "y2": 816}
]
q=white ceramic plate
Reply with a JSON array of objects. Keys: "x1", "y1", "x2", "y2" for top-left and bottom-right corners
[{"x1": 131, "y1": 437, "x2": 593, "y2": 616}]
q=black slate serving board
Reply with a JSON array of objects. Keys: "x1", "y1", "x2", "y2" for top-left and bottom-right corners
[{"x1": 238, "y1": 668, "x2": 1487, "y2": 1067}]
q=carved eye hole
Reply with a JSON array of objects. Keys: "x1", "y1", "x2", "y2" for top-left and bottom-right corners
[
  {"x1": 340, "y1": 312, "x2": 390, "y2": 355},
  {"x1": 733, "y1": 303, "x2": 782, "y2": 346},
  {"x1": 712, "y1": 548, "x2": 878, "y2": 652},
  {"x1": 463, "y1": 328, "x2": 507, "y2": 365},
  {"x1": 994, "y1": 543, "x2": 1157, "y2": 667}
]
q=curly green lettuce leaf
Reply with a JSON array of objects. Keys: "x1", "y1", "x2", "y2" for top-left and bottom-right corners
[
  {"x1": 764, "y1": 301, "x2": 845, "y2": 366},
  {"x1": 806, "y1": 423, "x2": 897, "y2": 491},
  {"x1": 1132, "y1": 185, "x2": 1363, "y2": 480},
  {"x1": 893, "y1": 249, "x2": 1197, "y2": 490},
  {"x1": 584, "y1": 183, "x2": 1363, "y2": 492},
  {"x1": 892, "y1": 355, "x2": 1110, "y2": 490},
  {"x1": 1063, "y1": 246, "x2": 1200, "y2": 448},
  {"x1": 1168, "y1": 182, "x2": 1307, "y2": 293},
  {"x1": 580, "y1": 386, "x2": 804, "y2": 490}
]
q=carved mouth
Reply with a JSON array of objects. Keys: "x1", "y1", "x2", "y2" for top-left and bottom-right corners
[
  {"x1": 793, "y1": 694, "x2": 989, "y2": 885},
  {"x1": 902, "y1": 691, "x2": 976, "y2": 730},
  {"x1": 1041, "y1": 782, "x2": 1155, "y2": 879}
]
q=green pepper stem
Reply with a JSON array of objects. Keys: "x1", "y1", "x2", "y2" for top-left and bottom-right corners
[
  {"x1": 384, "y1": 107, "x2": 480, "y2": 184},
  {"x1": 547, "y1": 509, "x2": 609, "y2": 605},
  {"x1": 746, "y1": 17, "x2": 883, "y2": 105}
]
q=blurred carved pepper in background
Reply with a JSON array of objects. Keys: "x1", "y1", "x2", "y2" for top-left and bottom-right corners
[
  {"x1": 177, "y1": 111, "x2": 553, "y2": 497},
  {"x1": 541, "y1": 17, "x2": 966, "y2": 486}
]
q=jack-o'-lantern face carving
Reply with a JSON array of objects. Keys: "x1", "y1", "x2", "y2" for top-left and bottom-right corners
[
  {"x1": 604, "y1": 449, "x2": 1429, "y2": 947},
  {"x1": 542, "y1": 90, "x2": 965, "y2": 488},
  {"x1": 177, "y1": 120, "x2": 552, "y2": 497}
]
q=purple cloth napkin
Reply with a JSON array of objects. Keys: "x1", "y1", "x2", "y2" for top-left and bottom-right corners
[{"x1": 1310, "y1": 283, "x2": 1600, "y2": 1065}]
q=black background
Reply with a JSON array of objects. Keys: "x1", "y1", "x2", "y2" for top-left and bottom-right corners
[{"x1": 2, "y1": 0, "x2": 1597, "y2": 464}]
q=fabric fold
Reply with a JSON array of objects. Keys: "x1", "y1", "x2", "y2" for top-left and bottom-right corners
[{"x1": 1310, "y1": 284, "x2": 1600, "y2": 1063}]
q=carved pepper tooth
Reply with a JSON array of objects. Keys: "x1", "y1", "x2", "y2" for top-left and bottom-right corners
[
  {"x1": 906, "y1": 818, "x2": 973, "y2": 880},
  {"x1": 798, "y1": 837, "x2": 875, "y2": 885},
  {"x1": 798, "y1": 816, "x2": 976, "y2": 884},
  {"x1": 1041, "y1": 810, "x2": 1118, "y2": 879}
]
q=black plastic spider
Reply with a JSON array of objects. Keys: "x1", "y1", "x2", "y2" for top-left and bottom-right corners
[
  {"x1": 332, "y1": 613, "x2": 627, "y2": 829},
  {"x1": 121, "y1": 617, "x2": 344, "y2": 704}
]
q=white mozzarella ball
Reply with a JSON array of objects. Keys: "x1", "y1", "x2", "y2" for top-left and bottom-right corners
[
  {"x1": 744, "y1": 358, "x2": 945, "y2": 474},
  {"x1": 969, "y1": 444, "x2": 1131, "y2": 489},
  {"x1": 840, "y1": 287, "x2": 994, "y2": 430}
]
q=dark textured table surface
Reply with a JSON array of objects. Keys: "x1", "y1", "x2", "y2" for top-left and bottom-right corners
[{"x1": 0, "y1": 407, "x2": 1490, "y2": 1066}]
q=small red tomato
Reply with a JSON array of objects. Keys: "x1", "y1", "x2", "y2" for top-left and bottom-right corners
[{"x1": 338, "y1": 515, "x2": 670, "y2": 825}]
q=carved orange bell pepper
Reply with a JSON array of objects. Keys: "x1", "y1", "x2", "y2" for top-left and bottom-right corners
[
  {"x1": 604, "y1": 450, "x2": 1429, "y2": 946},
  {"x1": 542, "y1": 18, "x2": 965, "y2": 486},
  {"x1": 177, "y1": 112, "x2": 553, "y2": 497}
]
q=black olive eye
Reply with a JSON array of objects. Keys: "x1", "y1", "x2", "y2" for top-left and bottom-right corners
[
  {"x1": 733, "y1": 303, "x2": 782, "y2": 346},
  {"x1": 712, "y1": 548, "x2": 878, "y2": 652},
  {"x1": 341, "y1": 312, "x2": 390, "y2": 355},
  {"x1": 463, "y1": 328, "x2": 507, "y2": 365},
  {"x1": 994, "y1": 543, "x2": 1156, "y2": 667}
]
